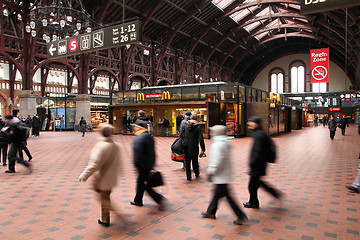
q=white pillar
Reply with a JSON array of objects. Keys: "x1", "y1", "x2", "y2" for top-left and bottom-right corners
[
  {"x1": 75, "y1": 94, "x2": 91, "y2": 128},
  {"x1": 18, "y1": 90, "x2": 37, "y2": 118}
]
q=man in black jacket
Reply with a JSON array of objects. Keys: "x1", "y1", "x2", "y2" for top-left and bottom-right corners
[
  {"x1": 181, "y1": 113, "x2": 206, "y2": 181},
  {"x1": 243, "y1": 116, "x2": 281, "y2": 209},
  {"x1": 2, "y1": 115, "x2": 32, "y2": 174},
  {"x1": 130, "y1": 119, "x2": 166, "y2": 210}
]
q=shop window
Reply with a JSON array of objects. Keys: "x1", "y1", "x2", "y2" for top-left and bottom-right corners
[{"x1": 290, "y1": 62, "x2": 305, "y2": 93}]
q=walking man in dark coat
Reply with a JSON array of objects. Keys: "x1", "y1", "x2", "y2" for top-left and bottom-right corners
[
  {"x1": 328, "y1": 115, "x2": 337, "y2": 140},
  {"x1": 339, "y1": 117, "x2": 349, "y2": 136},
  {"x1": 243, "y1": 116, "x2": 281, "y2": 209},
  {"x1": 130, "y1": 119, "x2": 166, "y2": 210},
  {"x1": 181, "y1": 113, "x2": 206, "y2": 181},
  {"x1": 32, "y1": 114, "x2": 41, "y2": 137}
]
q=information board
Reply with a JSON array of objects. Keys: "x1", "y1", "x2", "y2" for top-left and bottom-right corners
[
  {"x1": 301, "y1": 0, "x2": 360, "y2": 14},
  {"x1": 47, "y1": 20, "x2": 141, "y2": 59}
]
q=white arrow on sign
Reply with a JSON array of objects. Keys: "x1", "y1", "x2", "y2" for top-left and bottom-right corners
[{"x1": 49, "y1": 44, "x2": 56, "y2": 56}]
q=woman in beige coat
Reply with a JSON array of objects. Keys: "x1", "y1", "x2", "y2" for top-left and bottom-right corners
[{"x1": 79, "y1": 123, "x2": 122, "y2": 227}]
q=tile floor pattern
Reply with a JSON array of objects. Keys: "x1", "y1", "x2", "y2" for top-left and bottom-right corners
[{"x1": 0, "y1": 125, "x2": 358, "y2": 240}]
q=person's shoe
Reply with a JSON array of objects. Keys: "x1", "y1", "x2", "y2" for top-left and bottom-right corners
[
  {"x1": 158, "y1": 198, "x2": 167, "y2": 211},
  {"x1": 181, "y1": 165, "x2": 185, "y2": 171},
  {"x1": 2, "y1": 163, "x2": 6, "y2": 166},
  {"x1": 201, "y1": 212, "x2": 216, "y2": 219},
  {"x1": 233, "y1": 215, "x2": 249, "y2": 225},
  {"x1": 195, "y1": 174, "x2": 200, "y2": 179},
  {"x1": 186, "y1": 178, "x2": 192, "y2": 181},
  {"x1": 98, "y1": 219, "x2": 110, "y2": 227},
  {"x1": 5, "y1": 170, "x2": 16, "y2": 173},
  {"x1": 27, "y1": 164, "x2": 33, "y2": 174},
  {"x1": 28, "y1": 157, "x2": 33, "y2": 162},
  {"x1": 346, "y1": 185, "x2": 359, "y2": 193},
  {"x1": 243, "y1": 202, "x2": 259, "y2": 209},
  {"x1": 130, "y1": 201, "x2": 143, "y2": 207}
]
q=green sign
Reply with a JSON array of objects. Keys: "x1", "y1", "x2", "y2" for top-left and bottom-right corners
[
  {"x1": 301, "y1": 0, "x2": 360, "y2": 14},
  {"x1": 47, "y1": 20, "x2": 142, "y2": 59}
]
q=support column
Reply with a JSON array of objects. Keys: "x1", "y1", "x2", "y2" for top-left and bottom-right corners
[
  {"x1": 75, "y1": 95, "x2": 91, "y2": 129},
  {"x1": 18, "y1": 90, "x2": 37, "y2": 117}
]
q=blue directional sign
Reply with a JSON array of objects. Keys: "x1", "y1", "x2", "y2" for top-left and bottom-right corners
[{"x1": 47, "y1": 20, "x2": 142, "y2": 59}]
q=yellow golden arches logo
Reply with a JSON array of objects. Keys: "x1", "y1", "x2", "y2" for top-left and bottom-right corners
[
  {"x1": 137, "y1": 93, "x2": 144, "y2": 101},
  {"x1": 161, "y1": 91, "x2": 171, "y2": 100}
]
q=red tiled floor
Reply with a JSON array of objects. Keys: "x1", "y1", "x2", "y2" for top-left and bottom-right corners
[{"x1": 0, "y1": 125, "x2": 359, "y2": 239}]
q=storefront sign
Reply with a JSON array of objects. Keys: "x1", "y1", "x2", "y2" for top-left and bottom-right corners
[
  {"x1": 341, "y1": 113, "x2": 354, "y2": 120},
  {"x1": 310, "y1": 48, "x2": 329, "y2": 83},
  {"x1": 270, "y1": 103, "x2": 276, "y2": 108},
  {"x1": 329, "y1": 107, "x2": 341, "y2": 111},
  {"x1": 301, "y1": 0, "x2": 360, "y2": 14},
  {"x1": 137, "y1": 92, "x2": 172, "y2": 100}
]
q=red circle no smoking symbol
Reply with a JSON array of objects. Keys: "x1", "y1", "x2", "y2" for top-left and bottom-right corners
[
  {"x1": 69, "y1": 39, "x2": 78, "y2": 52},
  {"x1": 312, "y1": 66, "x2": 328, "y2": 81}
]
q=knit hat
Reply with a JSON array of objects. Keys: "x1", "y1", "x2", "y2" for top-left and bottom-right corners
[
  {"x1": 185, "y1": 111, "x2": 191, "y2": 116},
  {"x1": 132, "y1": 119, "x2": 148, "y2": 129},
  {"x1": 248, "y1": 116, "x2": 261, "y2": 125}
]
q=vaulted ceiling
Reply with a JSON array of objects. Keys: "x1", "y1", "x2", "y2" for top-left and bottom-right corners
[{"x1": 4, "y1": 0, "x2": 360, "y2": 88}]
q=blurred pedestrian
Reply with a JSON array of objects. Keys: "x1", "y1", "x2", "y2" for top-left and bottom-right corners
[
  {"x1": 243, "y1": 116, "x2": 281, "y2": 209},
  {"x1": 328, "y1": 115, "x2": 337, "y2": 140},
  {"x1": 79, "y1": 123, "x2": 123, "y2": 227},
  {"x1": 201, "y1": 125, "x2": 248, "y2": 225},
  {"x1": 178, "y1": 112, "x2": 191, "y2": 170},
  {"x1": 32, "y1": 114, "x2": 41, "y2": 137},
  {"x1": 180, "y1": 113, "x2": 206, "y2": 181},
  {"x1": 79, "y1": 117, "x2": 87, "y2": 137},
  {"x1": 2, "y1": 115, "x2": 32, "y2": 174},
  {"x1": 339, "y1": 117, "x2": 349, "y2": 136},
  {"x1": 130, "y1": 119, "x2": 166, "y2": 210},
  {"x1": 346, "y1": 164, "x2": 360, "y2": 193},
  {"x1": 0, "y1": 118, "x2": 8, "y2": 166}
]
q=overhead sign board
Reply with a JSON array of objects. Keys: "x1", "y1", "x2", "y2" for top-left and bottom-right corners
[
  {"x1": 310, "y1": 48, "x2": 329, "y2": 84},
  {"x1": 47, "y1": 20, "x2": 142, "y2": 59},
  {"x1": 301, "y1": 0, "x2": 360, "y2": 15}
]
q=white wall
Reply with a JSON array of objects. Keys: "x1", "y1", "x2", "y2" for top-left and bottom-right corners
[{"x1": 252, "y1": 53, "x2": 352, "y2": 92}]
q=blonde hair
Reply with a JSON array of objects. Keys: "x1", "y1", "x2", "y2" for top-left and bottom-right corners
[{"x1": 99, "y1": 123, "x2": 114, "y2": 137}]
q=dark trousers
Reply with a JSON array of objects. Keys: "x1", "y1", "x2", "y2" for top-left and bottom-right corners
[
  {"x1": 33, "y1": 127, "x2": 40, "y2": 136},
  {"x1": 8, "y1": 142, "x2": 30, "y2": 171},
  {"x1": 19, "y1": 143, "x2": 32, "y2": 161},
  {"x1": 341, "y1": 128, "x2": 346, "y2": 135},
  {"x1": 0, "y1": 142, "x2": 8, "y2": 164},
  {"x1": 184, "y1": 154, "x2": 199, "y2": 180},
  {"x1": 248, "y1": 176, "x2": 280, "y2": 205},
  {"x1": 207, "y1": 184, "x2": 246, "y2": 219},
  {"x1": 330, "y1": 131, "x2": 336, "y2": 140},
  {"x1": 134, "y1": 168, "x2": 163, "y2": 204}
]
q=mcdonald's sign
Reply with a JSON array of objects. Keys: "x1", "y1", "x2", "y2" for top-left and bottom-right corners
[
  {"x1": 161, "y1": 91, "x2": 171, "y2": 100},
  {"x1": 137, "y1": 93, "x2": 145, "y2": 101},
  {"x1": 270, "y1": 103, "x2": 276, "y2": 108}
]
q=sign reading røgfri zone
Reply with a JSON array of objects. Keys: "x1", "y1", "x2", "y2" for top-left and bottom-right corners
[
  {"x1": 47, "y1": 20, "x2": 142, "y2": 59},
  {"x1": 310, "y1": 48, "x2": 329, "y2": 84},
  {"x1": 301, "y1": 0, "x2": 360, "y2": 14}
]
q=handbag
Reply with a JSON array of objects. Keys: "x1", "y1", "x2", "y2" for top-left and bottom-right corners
[
  {"x1": 147, "y1": 171, "x2": 164, "y2": 188},
  {"x1": 171, "y1": 137, "x2": 184, "y2": 154},
  {"x1": 171, "y1": 152, "x2": 185, "y2": 162}
]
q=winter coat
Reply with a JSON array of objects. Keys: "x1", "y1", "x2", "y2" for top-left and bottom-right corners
[
  {"x1": 182, "y1": 120, "x2": 205, "y2": 156},
  {"x1": 339, "y1": 118, "x2": 348, "y2": 129},
  {"x1": 207, "y1": 135, "x2": 232, "y2": 184},
  {"x1": 133, "y1": 129, "x2": 155, "y2": 170},
  {"x1": 328, "y1": 119, "x2": 337, "y2": 132},
  {"x1": 79, "y1": 136, "x2": 121, "y2": 191},
  {"x1": 249, "y1": 127, "x2": 269, "y2": 177},
  {"x1": 32, "y1": 117, "x2": 41, "y2": 128},
  {"x1": 179, "y1": 116, "x2": 190, "y2": 136},
  {"x1": 79, "y1": 119, "x2": 87, "y2": 132}
]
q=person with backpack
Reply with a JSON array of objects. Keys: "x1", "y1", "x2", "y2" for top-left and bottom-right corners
[
  {"x1": 2, "y1": 115, "x2": 32, "y2": 174},
  {"x1": 243, "y1": 116, "x2": 281, "y2": 209}
]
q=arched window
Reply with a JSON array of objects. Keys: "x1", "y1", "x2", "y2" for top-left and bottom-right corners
[
  {"x1": 312, "y1": 82, "x2": 327, "y2": 92},
  {"x1": 269, "y1": 68, "x2": 284, "y2": 93},
  {"x1": 290, "y1": 62, "x2": 305, "y2": 93}
]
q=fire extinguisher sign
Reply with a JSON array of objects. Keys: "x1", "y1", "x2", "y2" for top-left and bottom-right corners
[{"x1": 310, "y1": 48, "x2": 329, "y2": 83}]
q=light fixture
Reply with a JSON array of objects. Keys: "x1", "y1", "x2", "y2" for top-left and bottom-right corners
[{"x1": 22, "y1": 0, "x2": 96, "y2": 40}]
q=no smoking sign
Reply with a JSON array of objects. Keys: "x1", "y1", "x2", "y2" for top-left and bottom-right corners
[{"x1": 312, "y1": 65, "x2": 328, "y2": 81}]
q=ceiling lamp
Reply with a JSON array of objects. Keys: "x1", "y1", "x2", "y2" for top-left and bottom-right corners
[{"x1": 25, "y1": 0, "x2": 96, "y2": 43}]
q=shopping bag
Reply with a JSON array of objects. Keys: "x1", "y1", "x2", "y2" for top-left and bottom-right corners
[
  {"x1": 171, "y1": 152, "x2": 185, "y2": 162},
  {"x1": 147, "y1": 171, "x2": 164, "y2": 188}
]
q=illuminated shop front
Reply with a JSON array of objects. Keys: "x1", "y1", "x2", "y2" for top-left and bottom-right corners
[{"x1": 109, "y1": 83, "x2": 301, "y2": 137}]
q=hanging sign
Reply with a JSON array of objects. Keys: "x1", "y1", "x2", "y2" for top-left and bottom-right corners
[
  {"x1": 301, "y1": 0, "x2": 360, "y2": 15},
  {"x1": 310, "y1": 48, "x2": 329, "y2": 84},
  {"x1": 47, "y1": 20, "x2": 142, "y2": 59}
]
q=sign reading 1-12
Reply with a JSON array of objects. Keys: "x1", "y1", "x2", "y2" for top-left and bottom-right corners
[{"x1": 47, "y1": 20, "x2": 142, "y2": 59}]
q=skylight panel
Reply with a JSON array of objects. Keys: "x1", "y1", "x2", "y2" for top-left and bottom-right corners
[
  {"x1": 212, "y1": 0, "x2": 235, "y2": 10},
  {"x1": 244, "y1": 21, "x2": 261, "y2": 32},
  {"x1": 230, "y1": 7, "x2": 250, "y2": 22},
  {"x1": 255, "y1": 31, "x2": 268, "y2": 41}
]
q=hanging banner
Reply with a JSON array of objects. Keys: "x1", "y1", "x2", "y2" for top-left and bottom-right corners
[{"x1": 310, "y1": 48, "x2": 329, "y2": 83}]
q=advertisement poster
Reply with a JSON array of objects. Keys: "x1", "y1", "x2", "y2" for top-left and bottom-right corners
[
  {"x1": 310, "y1": 48, "x2": 329, "y2": 83},
  {"x1": 226, "y1": 119, "x2": 235, "y2": 136}
]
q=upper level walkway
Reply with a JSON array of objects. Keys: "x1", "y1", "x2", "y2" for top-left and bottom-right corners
[{"x1": 0, "y1": 125, "x2": 359, "y2": 240}]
